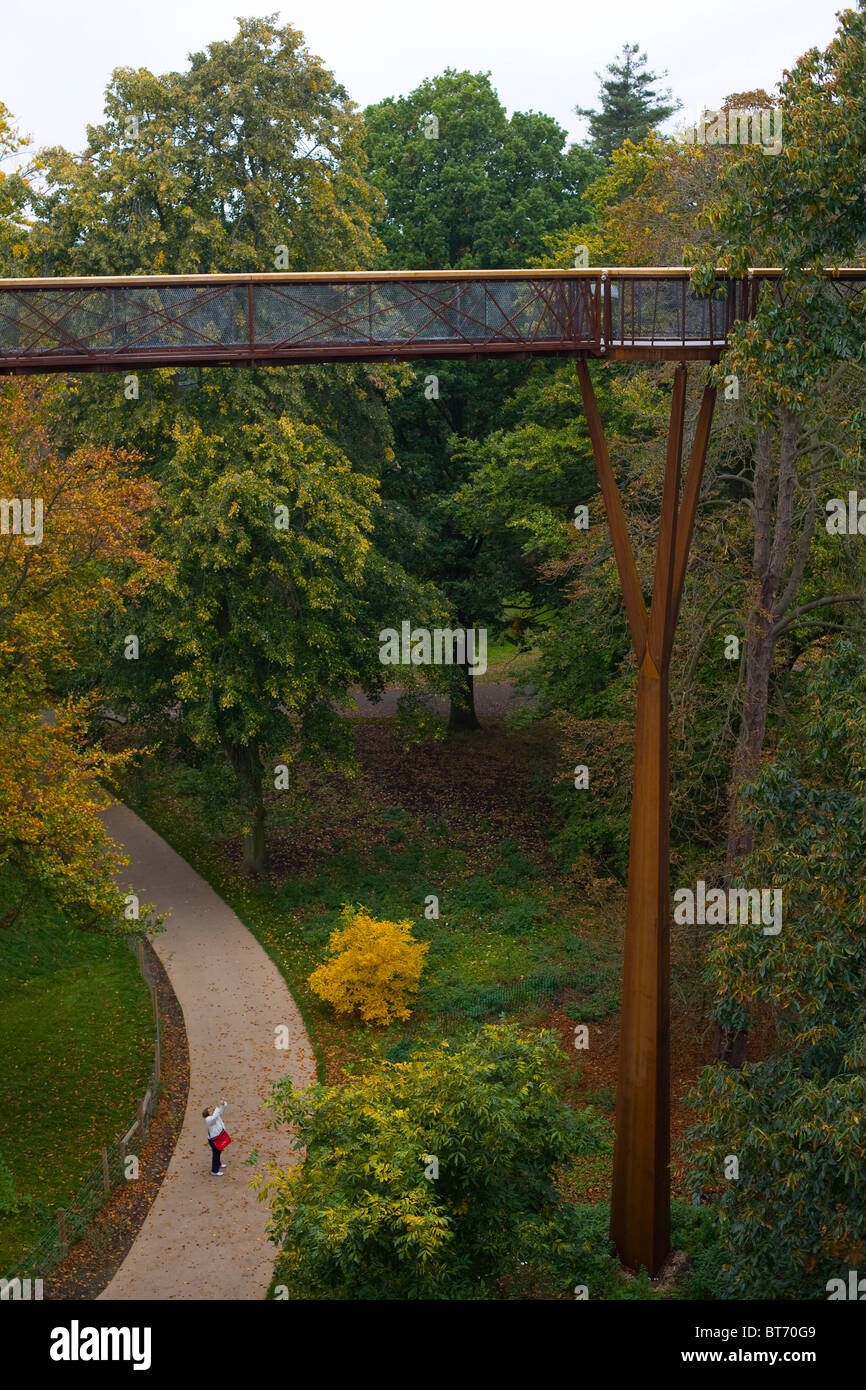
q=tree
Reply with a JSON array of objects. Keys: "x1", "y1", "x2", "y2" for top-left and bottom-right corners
[
  {"x1": 0, "y1": 706, "x2": 138, "y2": 935},
  {"x1": 451, "y1": 359, "x2": 617, "y2": 693},
  {"x1": 537, "y1": 95, "x2": 864, "y2": 880},
  {"x1": 373, "y1": 354, "x2": 531, "y2": 730},
  {"x1": 262, "y1": 1023, "x2": 611, "y2": 1299},
  {"x1": 100, "y1": 411, "x2": 425, "y2": 873},
  {"x1": 364, "y1": 69, "x2": 598, "y2": 270},
  {"x1": 690, "y1": 6, "x2": 866, "y2": 878},
  {"x1": 363, "y1": 71, "x2": 600, "y2": 729},
  {"x1": 687, "y1": 641, "x2": 866, "y2": 1298},
  {"x1": 25, "y1": 15, "x2": 382, "y2": 276},
  {"x1": 539, "y1": 124, "x2": 751, "y2": 268},
  {"x1": 0, "y1": 378, "x2": 158, "y2": 932},
  {"x1": 17, "y1": 17, "x2": 424, "y2": 845},
  {"x1": 0, "y1": 102, "x2": 31, "y2": 274},
  {"x1": 20, "y1": 13, "x2": 391, "y2": 470},
  {"x1": 575, "y1": 44, "x2": 681, "y2": 160}
]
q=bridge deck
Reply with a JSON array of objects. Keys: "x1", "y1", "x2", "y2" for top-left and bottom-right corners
[{"x1": 0, "y1": 268, "x2": 863, "y2": 372}]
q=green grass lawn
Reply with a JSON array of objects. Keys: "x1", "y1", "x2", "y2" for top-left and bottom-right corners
[
  {"x1": 0, "y1": 884, "x2": 153, "y2": 1274},
  {"x1": 473, "y1": 637, "x2": 540, "y2": 686}
]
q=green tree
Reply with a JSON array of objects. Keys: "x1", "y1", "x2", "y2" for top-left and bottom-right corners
[
  {"x1": 263, "y1": 1023, "x2": 610, "y2": 1299},
  {"x1": 451, "y1": 360, "x2": 614, "y2": 663},
  {"x1": 0, "y1": 101, "x2": 31, "y2": 274},
  {"x1": 102, "y1": 412, "x2": 426, "y2": 873},
  {"x1": 363, "y1": 70, "x2": 600, "y2": 728},
  {"x1": 687, "y1": 640, "x2": 866, "y2": 1298},
  {"x1": 25, "y1": 15, "x2": 381, "y2": 276},
  {"x1": 575, "y1": 44, "x2": 682, "y2": 160},
  {"x1": 689, "y1": 4, "x2": 866, "y2": 875},
  {"x1": 364, "y1": 69, "x2": 598, "y2": 269},
  {"x1": 20, "y1": 14, "x2": 393, "y2": 481},
  {"x1": 18, "y1": 17, "x2": 422, "y2": 845}
]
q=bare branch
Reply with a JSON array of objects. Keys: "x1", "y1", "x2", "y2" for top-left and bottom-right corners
[{"x1": 773, "y1": 592, "x2": 864, "y2": 638}]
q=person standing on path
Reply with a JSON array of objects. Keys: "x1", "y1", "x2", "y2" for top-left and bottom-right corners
[{"x1": 203, "y1": 1101, "x2": 228, "y2": 1175}]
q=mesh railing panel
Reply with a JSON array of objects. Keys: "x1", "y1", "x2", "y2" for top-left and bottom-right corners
[
  {"x1": 0, "y1": 275, "x2": 627, "y2": 362},
  {"x1": 0, "y1": 278, "x2": 590, "y2": 358},
  {"x1": 0, "y1": 273, "x2": 863, "y2": 368}
]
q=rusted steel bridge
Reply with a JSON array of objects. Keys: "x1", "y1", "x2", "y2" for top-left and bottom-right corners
[
  {"x1": 1, "y1": 267, "x2": 863, "y2": 373},
  {"x1": 2, "y1": 264, "x2": 863, "y2": 1279}
]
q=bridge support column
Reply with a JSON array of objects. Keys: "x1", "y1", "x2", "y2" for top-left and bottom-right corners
[{"x1": 575, "y1": 359, "x2": 716, "y2": 1276}]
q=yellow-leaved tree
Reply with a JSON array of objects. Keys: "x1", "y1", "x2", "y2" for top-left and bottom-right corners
[
  {"x1": 308, "y1": 905, "x2": 428, "y2": 1026},
  {"x1": 0, "y1": 377, "x2": 162, "y2": 933}
]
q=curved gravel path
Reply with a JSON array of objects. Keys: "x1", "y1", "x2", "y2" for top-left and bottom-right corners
[{"x1": 98, "y1": 801, "x2": 316, "y2": 1302}]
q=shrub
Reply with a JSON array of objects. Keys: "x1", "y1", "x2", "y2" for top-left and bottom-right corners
[
  {"x1": 449, "y1": 875, "x2": 501, "y2": 915},
  {"x1": 497, "y1": 896, "x2": 545, "y2": 935},
  {"x1": 307, "y1": 903, "x2": 428, "y2": 1025},
  {"x1": 492, "y1": 845, "x2": 534, "y2": 887},
  {"x1": 263, "y1": 1023, "x2": 611, "y2": 1299},
  {"x1": 670, "y1": 1201, "x2": 724, "y2": 1300}
]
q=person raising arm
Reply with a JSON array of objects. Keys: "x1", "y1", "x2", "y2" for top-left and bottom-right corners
[{"x1": 203, "y1": 1101, "x2": 228, "y2": 1175}]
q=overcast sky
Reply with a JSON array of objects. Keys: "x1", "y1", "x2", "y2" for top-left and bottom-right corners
[{"x1": 0, "y1": 0, "x2": 850, "y2": 159}]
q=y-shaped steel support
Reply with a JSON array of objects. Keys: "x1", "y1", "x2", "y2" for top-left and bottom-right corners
[{"x1": 576, "y1": 360, "x2": 716, "y2": 1275}]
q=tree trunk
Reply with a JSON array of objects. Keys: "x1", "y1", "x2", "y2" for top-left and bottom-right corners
[
  {"x1": 225, "y1": 740, "x2": 267, "y2": 874},
  {"x1": 712, "y1": 1023, "x2": 748, "y2": 1068},
  {"x1": 726, "y1": 577, "x2": 777, "y2": 863},
  {"x1": 448, "y1": 656, "x2": 480, "y2": 732},
  {"x1": 721, "y1": 408, "x2": 800, "y2": 1068},
  {"x1": 242, "y1": 801, "x2": 267, "y2": 876},
  {"x1": 726, "y1": 409, "x2": 800, "y2": 866}
]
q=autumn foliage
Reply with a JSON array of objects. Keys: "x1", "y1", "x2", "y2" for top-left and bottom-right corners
[
  {"x1": 308, "y1": 905, "x2": 429, "y2": 1025},
  {"x1": 0, "y1": 378, "x2": 160, "y2": 932}
]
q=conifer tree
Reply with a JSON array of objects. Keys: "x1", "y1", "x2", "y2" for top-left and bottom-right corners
[{"x1": 576, "y1": 43, "x2": 681, "y2": 158}]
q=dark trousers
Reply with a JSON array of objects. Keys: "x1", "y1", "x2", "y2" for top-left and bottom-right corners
[{"x1": 209, "y1": 1138, "x2": 222, "y2": 1173}]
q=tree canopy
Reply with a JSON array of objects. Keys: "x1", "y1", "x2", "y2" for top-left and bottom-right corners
[
  {"x1": 575, "y1": 43, "x2": 682, "y2": 160},
  {"x1": 25, "y1": 15, "x2": 383, "y2": 277},
  {"x1": 263, "y1": 1023, "x2": 610, "y2": 1299},
  {"x1": 363, "y1": 69, "x2": 600, "y2": 269}
]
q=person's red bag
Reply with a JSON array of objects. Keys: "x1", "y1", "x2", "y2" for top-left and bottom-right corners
[{"x1": 213, "y1": 1130, "x2": 231, "y2": 1152}]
